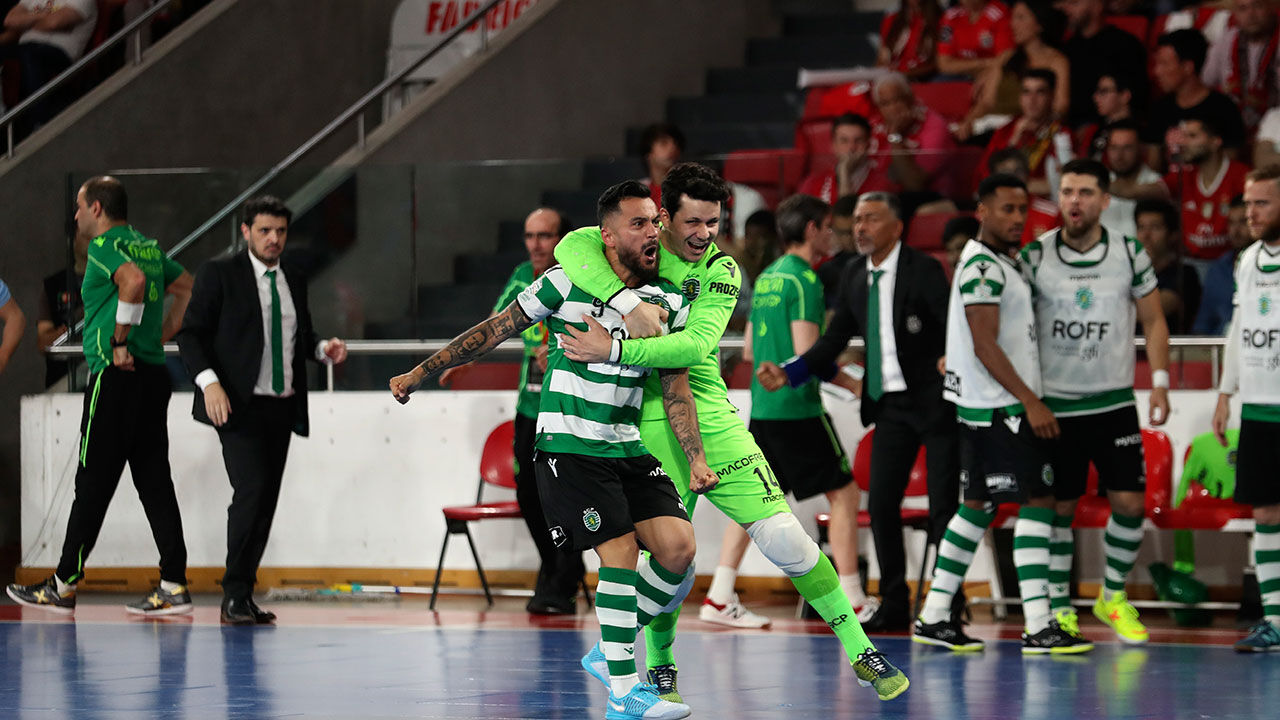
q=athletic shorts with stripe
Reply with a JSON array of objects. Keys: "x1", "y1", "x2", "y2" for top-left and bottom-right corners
[
  {"x1": 641, "y1": 410, "x2": 791, "y2": 524},
  {"x1": 749, "y1": 414, "x2": 853, "y2": 501},
  {"x1": 959, "y1": 408, "x2": 1054, "y2": 506},
  {"x1": 534, "y1": 451, "x2": 689, "y2": 553},
  {"x1": 1050, "y1": 406, "x2": 1146, "y2": 500}
]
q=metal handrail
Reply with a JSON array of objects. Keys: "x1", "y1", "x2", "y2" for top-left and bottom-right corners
[
  {"x1": 166, "y1": 0, "x2": 512, "y2": 260},
  {"x1": 1, "y1": 0, "x2": 175, "y2": 158}
]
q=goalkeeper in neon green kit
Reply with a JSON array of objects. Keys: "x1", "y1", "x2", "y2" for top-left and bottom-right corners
[{"x1": 556, "y1": 162, "x2": 907, "y2": 704}]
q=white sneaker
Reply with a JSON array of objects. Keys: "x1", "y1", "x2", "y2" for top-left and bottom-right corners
[
  {"x1": 854, "y1": 596, "x2": 881, "y2": 624},
  {"x1": 698, "y1": 594, "x2": 771, "y2": 628}
]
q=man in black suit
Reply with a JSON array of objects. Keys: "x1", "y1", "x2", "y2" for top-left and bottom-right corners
[
  {"x1": 178, "y1": 196, "x2": 347, "y2": 624},
  {"x1": 758, "y1": 192, "x2": 959, "y2": 631}
]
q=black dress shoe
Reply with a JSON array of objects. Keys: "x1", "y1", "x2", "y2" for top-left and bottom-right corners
[
  {"x1": 862, "y1": 603, "x2": 911, "y2": 633},
  {"x1": 246, "y1": 598, "x2": 276, "y2": 624},
  {"x1": 220, "y1": 597, "x2": 256, "y2": 625}
]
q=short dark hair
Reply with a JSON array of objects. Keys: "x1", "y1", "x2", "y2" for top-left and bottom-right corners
[
  {"x1": 534, "y1": 206, "x2": 572, "y2": 237},
  {"x1": 1247, "y1": 164, "x2": 1280, "y2": 185},
  {"x1": 832, "y1": 193, "x2": 859, "y2": 218},
  {"x1": 1021, "y1": 67, "x2": 1057, "y2": 94},
  {"x1": 977, "y1": 173, "x2": 1028, "y2": 202},
  {"x1": 1180, "y1": 111, "x2": 1222, "y2": 140},
  {"x1": 1157, "y1": 28, "x2": 1209, "y2": 74},
  {"x1": 639, "y1": 122, "x2": 685, "y2": 157},
  {"x1": 988, "y1": 147, "x2": 1029, "y2": 174},
  {"x1": 1135, "y1": 198, "x2": 1180, "y2": 233},
  {"x1": 857, "y1": 191, "x2": 902, "y2": 220},
  {"x1": 1060, "y1": 158, "x2": 1111, "y2": 193},
  {"x1": 82, "y1": 176, "x2": 127, "y2": 221},
  {"x1": 660, "y1": 162, "x2": 730, "y2": 218},
  {"x1": 1099, "y1": 72, "x2": 1134, "y2": 95},
  {"x1": 832, "y1": 112, "x2": 871, "y2": 138},
  {"x1": 596, "y1": 180, "x2": 652, "y2": 225},
  {"x1": 744, "y1": 209, "x2": 776, "y2": 232},
  {"x1": 1107, "y1": 117, "x2": 1142, "y2": 136},
  {"x1": 942, "y1": 215, "x2": 980, "y2": 244},
  {"x1": 776, "y1": 194, "x2": 831, "y2": 246},
  {"x1": 241, "y1": 195, "x2": 292, "y2": 227}
]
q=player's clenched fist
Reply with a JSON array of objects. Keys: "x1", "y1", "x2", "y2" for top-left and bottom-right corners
[
  {"x1": 390, "y1": 368, "x2": 425, "y2": 404},
  {"x1": 755, "y1": 361, "x2": 787, "y2": 392},
  {"x1": 689, "y1": 460, "x2": 718, "y2": 494}
]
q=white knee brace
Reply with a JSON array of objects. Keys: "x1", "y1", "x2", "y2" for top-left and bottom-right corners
[{"x1": 746, "y1": 512, "x2": 821, "y2": 578}]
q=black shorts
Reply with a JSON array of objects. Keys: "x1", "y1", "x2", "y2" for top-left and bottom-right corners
[
  {"x1": 749, "y1": 415, "x2": 853, "y2": 501},
  {"x1": 534, "y1": 451, "x2": 689, "y2": 552},
  {"x1": 959, "y1": 408, "x2": 1054, "y2": 505},
  {"x1": 1050, "y1": 406, "x2": 1146, "y2": 500},
  {"x1": 1235, "y1": 419, "x2": 1280, "y2": 507}
]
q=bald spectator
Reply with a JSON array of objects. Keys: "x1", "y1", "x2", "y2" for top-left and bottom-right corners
[
  {"x1": 1, "y1": 0, "x2": 97, "y2": 136},
  {"x1": 798, "y1": 113, "x2": 889, "y2": 204},
  {"x1": 975, "y1": 69, "x2": 1073, "y2": 198},
  {"x1": 936, "y1": 0, "x2": 1014, "y2": 79},
  {"x1": 871, "y1": 72, "x2": 957, "y2": 210},
  {"x1": 1201, "y1": 0, "x2": 1280, "y2": 133},
  {"x1": 1144, "y1": 29, "x2": 1247, "y2": 172},
  {"x1": 1101, "y1": 120, "x2": 1165, "y2": 238},
  {"x1": 1060, "y1": 0, "x2": 1148, "y2": 127},
  {"x1": 0, "y1": 277, "x2": 25, "y2": 378}
]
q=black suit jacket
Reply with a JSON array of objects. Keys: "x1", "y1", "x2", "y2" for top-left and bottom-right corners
[
  {"x1": 801, "y1": 242, "x2": 951, "y2": 427},
  {"x1": 177, "y1": 252, "x2": 319, "y2": 436}
]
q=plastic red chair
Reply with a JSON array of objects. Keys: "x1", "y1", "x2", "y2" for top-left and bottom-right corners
[
  {"x1": 906, "y1": 211, "x2": 971, "y2": 251},
  {"x1": 817, "y1": 428, "x2": 935, "y2": 615},
  {"x1": 911, "y1": 81, "x2": 973, "y2": 123},
  {"x1": 430, "y1": 420, "x2": 522, "y2": 609},
  {"x1": 1150, "y1": 443, "x2": 1253, "y2": 531},
  {"x1": 722, "y1": 149, "x2": 807, "y2": 191},
  {"x1": 1072, "y1": 428, "x2": 1173, "y2": 527}
]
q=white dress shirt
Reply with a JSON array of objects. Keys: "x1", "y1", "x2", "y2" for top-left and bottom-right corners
[
  {"x1": 195, "y1": 253, "x2": 328, "y2": 397},
  {"x1": 867, "y1": 240, "x2": 908, "y2": 394}
]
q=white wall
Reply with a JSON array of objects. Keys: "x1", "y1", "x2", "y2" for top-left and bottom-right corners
[{"x1": 19, "y1": 389, "x2": 1247, "y2": 587}]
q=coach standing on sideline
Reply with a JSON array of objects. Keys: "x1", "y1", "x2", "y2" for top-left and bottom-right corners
[
  {"x1": 6, "y1": 176, "x2": 194, "y2": 616},
  {"x1": 178, "y1": 196, "x2": 347, "y2": 625}
]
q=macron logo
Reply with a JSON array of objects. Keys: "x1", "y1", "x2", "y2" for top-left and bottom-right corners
[
  {"x1": 547, "y1": 458, "x2": 559, "y2": 477},
  {"x1": 1003, "y1": 415, "x2": 1022, "y2": 434}
]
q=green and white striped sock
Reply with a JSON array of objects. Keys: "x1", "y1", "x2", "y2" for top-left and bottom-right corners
[
  {"x1": 636, "y1": 552, "x2": 688, "y2": 627},
  {"x1": 1255, "y1": 523, "x2": 1280, "y2": 626},
  {"x1": 1048, "y1": 513, "x2": 1074, "y2": 613},
  {"x1": 1103, "y1": 512, "x2": 1144, "y2": 598},
  {"x1": 921, "y1": 505, "x2": 995, "y2": 624},
  {"x1": 1014, "y1": 506, "x2": 1054, "y2": 634},
  {"x1": 595, "y1": 566, "x2": 639, "y2": 697}
]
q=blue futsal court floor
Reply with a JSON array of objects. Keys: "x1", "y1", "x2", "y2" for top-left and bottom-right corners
[{"x1": 1, "y1": 600, "x2": 1276, "y2": 719}]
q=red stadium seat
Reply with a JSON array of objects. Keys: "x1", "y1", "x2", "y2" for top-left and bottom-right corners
[
  {"x1": 906, "y1": 211, "x2": 972, "y2": 251},
  {"x1": 1150, "y1": 443, "x2": 1252, "y2": 531},
  {"x1": 1072, "y1": 429, "x2": 1173, "y2": 527},
  {"x1": 431, "y1": 421, "x2": 523, "y2": 609},
  {"x1": 442, "y1": 362, "x2": 521, "y2": 390},
  {"x1": 1106, "y1": 15, "x2": 1150, "y2": 45},
  {"x1": 795, "y1": 118, "x2": 835, "y2": 158},
  {"x1": 723, "y1": 150, "x2": 808, "y2": 204},
  {"x1": 724, "y1": 359, "x2": 753, "y2": 390},
  {"x1": 911, "y1": 81, "x2": 973, "y2": 123}
]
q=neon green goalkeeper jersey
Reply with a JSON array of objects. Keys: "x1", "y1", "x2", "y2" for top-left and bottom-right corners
[{"x1": 553, "y1": 226, "x2": 743, "y2": 436}]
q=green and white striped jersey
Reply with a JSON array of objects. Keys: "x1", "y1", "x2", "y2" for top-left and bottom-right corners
[
  {"x1": 1022, "y1": 228, "x2": 1157, "y2": 416},
  {"x1": 516, "y1": 265, "x2": 689, "y2": 457}
]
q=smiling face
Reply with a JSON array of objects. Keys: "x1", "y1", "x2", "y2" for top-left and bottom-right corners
[
  {"x1": 661, "y1": 195, "x2": 722, "y2": 263},
  {"x1": 602, "y1": 196, "x2": 662, "y2": 284}
]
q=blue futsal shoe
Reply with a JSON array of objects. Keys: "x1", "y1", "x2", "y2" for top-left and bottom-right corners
[
  {"x1": 1234, "y1": 620, "x2": 1280, "y2": 652},
  {"x1": 605, "y1": 682, "x2": 691, "y2": 720},
  {"x1": 581, "y1": 641, "x2": 609, "y2": 688}
]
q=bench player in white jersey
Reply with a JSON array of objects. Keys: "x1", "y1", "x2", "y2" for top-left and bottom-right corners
[
  {"x1": 1214, "y1": 165, "x2": 1280, "y2": 653},
  {"x1": 390, "y1": 182, "x2": 713, "y2": 720},
  {"x1": 913, "y1": 174, "x2": 1091, "y2": 655},
  {"x1": 1022, "y1": 158, "x2": 1172, "y2": 646}
]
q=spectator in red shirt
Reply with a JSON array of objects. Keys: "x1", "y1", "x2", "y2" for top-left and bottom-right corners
[
  {"x1": 957, "y1": 0, "x2": 1069, "y2": 140},
  {"x1": 1144, "y1": 29, "x2": 1247, "y2": 172},
  {"x1": 797, "y1": 113, "x2": 890, "y2": 204},
  {"x1": 976, "y1": 69, "x2": 1074, "y2": 198},
  {"x1": 937, "y1": 0, "x2": 1014, "y2": 78},
  {"x1": 872, "y1": 72, "x2": 957, "y2": 203},
  {"x1": 1076, "y1": 73, "x2": 1136, "y2": 161},
  {"x1": 1201, "y1": 0, "x2": 1280, "y2": 133},
  {"x1": 1160, "y1": 114, "x2": 1251, "y2": 266},
  {"x1": 878, "y1": 0, "x2": 943, "y2": 79}
]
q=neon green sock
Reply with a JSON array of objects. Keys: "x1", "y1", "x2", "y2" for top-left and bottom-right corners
[
  {"x1": 643, "y1": 604, "x2": 682, "y2": 670},
  {"x1": 792, "y1": 553, "x2": 875, "y2": 663}
]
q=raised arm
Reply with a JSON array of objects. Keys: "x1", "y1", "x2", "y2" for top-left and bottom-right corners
[
  {"x1": 659, "y1": 368, "x2": 717, "y2": 494},
  {"x1": 390, "y1": 301, "x2": 535, "y2": 403},
  {"x1": 554, "y1": 226, "x2": 668, "y2": 338}
]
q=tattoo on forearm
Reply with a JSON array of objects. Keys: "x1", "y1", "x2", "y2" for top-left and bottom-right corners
[
  {"x1": 416, "y1": 303, "x2": 534, "y2": 379},
  {"x1": 660, "y1": 370, "x2": 705, "y2": 464}
]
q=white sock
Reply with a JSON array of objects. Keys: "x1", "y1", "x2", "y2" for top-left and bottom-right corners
[
  {"x1": 54, "y1": 576, "x2": 74, "y2": 595},
  {"x1": 840, "y1": 573, "x2": 867, "y2": 606},
  {"x1": 160, "y1": 580, "x2": 184, "y2": 593},
  {"x1": 706, "y1": 565, "x2": 738, "y2": 606}
]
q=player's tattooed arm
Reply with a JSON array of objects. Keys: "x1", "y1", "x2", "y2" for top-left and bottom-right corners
[
  {"x1": 390, "y1": 302, "x2": 534, "y2": 404},
  {"x1": 659, "y1": 369, "x2": 718, "y2": 494}
]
